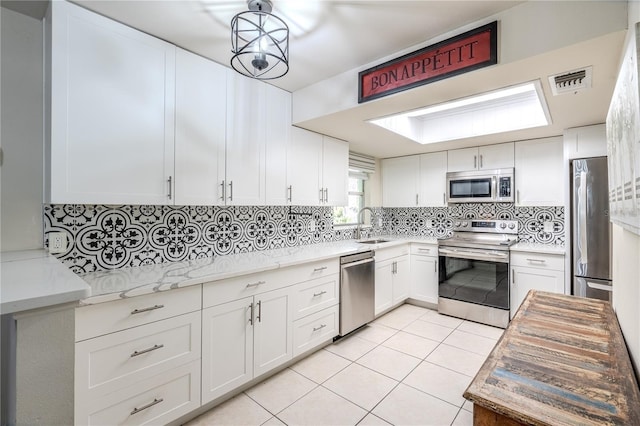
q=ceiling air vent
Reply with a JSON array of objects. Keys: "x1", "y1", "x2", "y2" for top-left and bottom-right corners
[{"x1": 548, "y1": 67, "x2": 592, "y2": 96}]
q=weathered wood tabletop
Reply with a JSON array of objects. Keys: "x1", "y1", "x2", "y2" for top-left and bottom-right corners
[{"x1": 464, "y1": 290, "x2": 640, "y2": 426}]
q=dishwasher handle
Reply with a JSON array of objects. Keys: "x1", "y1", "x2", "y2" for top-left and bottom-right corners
[{"x1": 341, "y1": 257, "x2": 374, "y2": 269}]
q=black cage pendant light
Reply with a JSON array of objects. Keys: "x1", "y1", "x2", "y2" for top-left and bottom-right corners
[{"x1": 231, "y1": 0, "x2": 289, "y2": 80}]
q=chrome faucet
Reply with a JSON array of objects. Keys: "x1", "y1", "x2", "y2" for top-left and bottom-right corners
[{"x1": 355, "y1": 207, "x2": 375, "y2": 240}]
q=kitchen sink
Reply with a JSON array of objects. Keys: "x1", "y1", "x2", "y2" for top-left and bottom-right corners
[{"x1": 358, "y1": 239, "x2": 390, "y2": 244}]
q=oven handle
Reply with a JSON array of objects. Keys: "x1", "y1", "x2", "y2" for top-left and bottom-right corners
[{"x1": 438, "y1": 247, "x2": 509, "y2": 263}]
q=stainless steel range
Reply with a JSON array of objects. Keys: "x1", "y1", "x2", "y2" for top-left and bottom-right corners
[{"x1": 438, "y1": 219, "x2": 518, "y2": 328}]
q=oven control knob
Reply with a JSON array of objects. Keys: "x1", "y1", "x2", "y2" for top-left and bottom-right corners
[
  {"x1": 462, "y1": 222, "x2": 469, "y2": 227},
  {"x1": 500, "y1": 222, "x2": 507, "y2": 229},
  {"x1": 455, "y1": 221, "x2": 461, "y2": 227},
  {"x1": 508, "y1": 223, "x2": 515, "y2": 229}
]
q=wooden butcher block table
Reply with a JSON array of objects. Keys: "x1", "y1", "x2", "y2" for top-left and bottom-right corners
[{"x1": 464, "y1": 290, "x2": 640, "y2": 426}]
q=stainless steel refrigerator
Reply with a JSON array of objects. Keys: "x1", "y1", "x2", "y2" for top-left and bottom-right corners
[{"x1": 571, "y1": 157, "x2": 612, "y2": 301}]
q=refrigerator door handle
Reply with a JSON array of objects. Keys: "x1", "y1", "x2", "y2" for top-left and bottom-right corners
[
  {"x1": 577, "y1": 171, "x2": 588, "y2": 266},
  {"x1": 586, "y1": 281, "x2": 612, "y2": 292}
]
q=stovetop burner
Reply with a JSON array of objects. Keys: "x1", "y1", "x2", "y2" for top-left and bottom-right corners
[{"x1": 440, "y1": 219, "x2": 518, "y2": 251}]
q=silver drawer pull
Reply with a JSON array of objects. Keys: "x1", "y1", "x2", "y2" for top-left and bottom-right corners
[
  {"x1": 131, "y1": 304, "x2": 164, "y2": 315},
  {"x1": 130, "y1": 344, "x2": 164, "y2": 358},
  {"x1": 130, "y1": 398, "x2": 164, "y2": 415},
  {"x1": 418, "y1": 248, "x2": 431, "y2": 252},
  {"x1": 313, "y1": 266, "x2": 328, "y2": 272},
  {"x1": 312, "y1": 324, "x2": 327, "y2": 332},
  {"x1": 526, "y1": 258, "x2": 546, "y2": 263},
  {"x1": 246, "y1": 280, "x2": 266, "y2": 288},
  {"x1": 312, "y1": 291, "x2": 327, "y2": 297}
]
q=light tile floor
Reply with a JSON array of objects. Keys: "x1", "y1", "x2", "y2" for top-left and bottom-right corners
[{"x1": 185, "y1": 304, "x2": 503, "y2": 426}]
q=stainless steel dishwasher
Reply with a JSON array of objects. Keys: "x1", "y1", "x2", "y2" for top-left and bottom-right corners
[{"x1": 339, "y1": 251, "x2": 375, "y2": 336}]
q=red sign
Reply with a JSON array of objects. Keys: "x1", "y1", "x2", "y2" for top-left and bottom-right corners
[{"x1": 359, "y1": 22, "x2": 497, "y2": 103}]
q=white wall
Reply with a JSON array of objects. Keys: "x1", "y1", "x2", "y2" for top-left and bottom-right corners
[
  {"x1": 0, "y1": 7, "x2": 44, "y2": 252},
  {"x1": 610, "y1": 0, "x2": 640, "y2": 375}
]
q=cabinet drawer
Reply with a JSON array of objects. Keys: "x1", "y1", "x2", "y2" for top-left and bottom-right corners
[
  {"x1": 511, "y1": 252, "x2": 565, "y2": 270},
  {"x1": 76, "y1": 286, "x2": 201, "y2": 342},
  {"x1": 410, "y1": 243, "x2": 438, "y2": 256},
  {"x1": 77, "y1": 360, "x2": 200, "y2": 426},
  {"x1": 281, "y1": 258, "x2": 340, "y2": 284},
  {"x1": 203, "y1": 268, "x2": 288, "y2": 308},
  {"x1": 293, "y1": 305, "x2": 339, "y2": 357},
  {"x1": 76, "y1": 311, "x2": 201, "y2": 398},
  {"x1": 293, "y1": 274, "x2": 339, "y2": 320},
  {"x1": 375, "y1": 245, "x2": 409, "y2": 262}
]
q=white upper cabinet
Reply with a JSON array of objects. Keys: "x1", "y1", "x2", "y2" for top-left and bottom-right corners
[
  {"x1": 174, "y1": 48, "x2": 226, "y2": 206},
  {"x1": 564, "y1": 124, "x2": 606, "y2": 160},
  {"x1": 226, "y1": 72, "x2": 266, "y2": 205},
  {"x1": 322, "y1": 136, "x2": 349, "y2": 206},
  {"x1": 288, "y1": 127, "x2": 324, "y2": 205},
  {"x1": 287, "y1": 128, "x2": 348, "y2": 206},
  {"x1": 382, "y1": 156, "x2": 420, "y2": 207},
  {"x1": 265, "y1": 85, "x2": 292, "y2": 206},
  {"x1": 382, "y1": 152, "x2": 447, "y2": 207},
  {"x1": 515, "y1": 136, "x2": 564, "y2": 206},
  {"x1": 447, "y1": 143, "x2": 514, "y2": 172},
  {"x1": 47, "y1": 0, "x2": 176, "y2": 204},
  {"x1": 419, "y1": 151, "x2": 448, "y2": 207}
]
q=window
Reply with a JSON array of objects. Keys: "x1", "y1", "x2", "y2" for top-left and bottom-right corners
[{"x1": 333, "y1": 177, "x2": 364, "y2": 225}]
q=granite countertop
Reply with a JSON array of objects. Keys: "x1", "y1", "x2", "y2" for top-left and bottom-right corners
[
  {"x1": 80, "y1": 236, "x2": 439, "y2": 305},
  {"x1": 0, "y1": 250, "x2": 91, "y2": 314},
  {"x1": 510, "y1": 242, "x2": 567, "y2": 255}
]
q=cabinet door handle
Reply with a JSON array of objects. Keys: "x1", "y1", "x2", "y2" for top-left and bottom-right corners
[
  {"x1": 526, "y1": 258, "x2": 546, "y2": 263},
  {"x1": 167, "y1": 176, "x2": 172, "y2": 200},
  {"x1": 312, "y1": 290, "x2": 327, "y2": 297},
  {"x1": 415, "y1": 194, "x2": 419, "y2": 206},
  {"x1": 434, "y1": 261, "x2": 437, "y2": 273},
  {"x1": 228, "y1": 181, "x2": 233, "y2": 202},
  {"x1": 516, "y1": 189, "x2": 520, "y2": 205},
  {"x1": 287, "y1": 185, "x2": 292, "y2": 202},
  {"x1": 246, "y1": 280, "x2": 266, "y2": 288},
  {"x1": 443, "y1": 193, "x2": 446, "y2": 205},
  {"x1": 249, "y1": 303, "x2": 254, "y2": 325},
  {"x1": 256, "y1": 300, "x2": 262, "y2": 322},
  {"x1": 130, "y1": 344, "x2": 164, "y2": 358},
  {"x1": 512, "y1": 269, "x2": 515, "y2": 285},
  {"x1": 220, "y1": 180, "x2": 226, "y2": 201},
  {"x1": 313, "y1": 324, "x2": 327, "y2": 332},
  {"x1": 324, "y1": 188, "x2": 328, "y2": 203},
  {"x1": 474, "y1": 155, "x2": 477, "y2": 169},
  {"x1": 131, "y1": 304, "x2": 164, "y2": 315},
  {"x1": 319, "y1": 188, "x2": 324, "y2": 203},
  {"x1": 480, "y1": 154, "x2": 483, "y2": 168},
  {"x1": 313, "y1": 266, "x2": 327, "y2": 272},
  {"x1": 131, "y1": 398, "x2": 164, "y2": 416}
]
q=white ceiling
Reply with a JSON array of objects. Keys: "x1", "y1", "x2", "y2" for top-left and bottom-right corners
[{"x1": 10, "y1": 0, "x2": 626, "y2": 159}]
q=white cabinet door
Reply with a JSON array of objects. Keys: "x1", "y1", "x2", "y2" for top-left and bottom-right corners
[
  {"x1": 510, "y1": 266, "x2": 564, "y2": 318},
  {"x1": 392, "y1": 255, "x2": 411, "y2": 305},
  {"x1": 382, "y1": 156, "x2": 420, "y2": 207},
  {"x1": 410, "y1": 255, "x2": 438, "y2": 304},
  {"x1": 564, "y1": 124, "x2": 606, "y2": 160},
  {"x1": 48, "y1": 0, "x2": 175, "y2": 205},
  {"x1": 202, "y1": 297, "x2": 253, "y2": 404},
  {"x1": 322, "y1": 136, "x2": 349, "y2": 206},
  {"x1": 226, "y1": 71, "x2": 266, "y2": 205},
  {"x1": 253, "y1": 286, "x2": 293, "y2": 377},
  {"x1": 479, "y1": 142, "x2": 514, "y2": 169},
  {"x1": 375, "y1": 259, "x2": 394, "y2": 315},
  {"x1": 265, "y1": 85, "x2": 292, "y2": 205},
  {"x1": 419, "y1": 151, "x2": 447, "y2": 207},
  {"x1": 174, "y1": 48, "x2": 226, "y2": 206},
  {"x1": 288, "y1": 127, "x2": 323, "y2": 205},
  {"x1": 515, "y1": 136, "x2": 564, "y2": 206},
  {"x1": 447, "y1": 147, "x2": 478, "y2": 172}
]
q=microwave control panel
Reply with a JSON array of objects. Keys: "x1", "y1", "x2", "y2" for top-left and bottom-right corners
[{"x1": 499, "y1": 177, "x2": 512, "y2": 197}]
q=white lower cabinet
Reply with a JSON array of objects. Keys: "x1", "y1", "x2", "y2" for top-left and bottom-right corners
[
  {"x1": 510, "y1": 251, "x2": 565, "y2": 318},
  {"x1": 202, "y1": 287, "x2": 293, "y2": 404},
  {"x1": 409, "y1": 243, "x2": 439, "y2": 305},
  {"x1": 292, "y1": 305, "x2": 339, "y2": 357},
  {"x1": 74, "y1": 289, "x2": 202, "y2": 425},
  {"x1": 375, "y1": 246, "x2": 410, "y2": 315}
]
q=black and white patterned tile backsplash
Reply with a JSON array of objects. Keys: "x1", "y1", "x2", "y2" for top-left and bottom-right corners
[{"x1": 44, "y1": 203, "x2": 563, "y2": 274}]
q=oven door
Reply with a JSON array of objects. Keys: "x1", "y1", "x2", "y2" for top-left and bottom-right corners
[{"x1": 438, "y1": 247, "x2": 509, "y2": 310}]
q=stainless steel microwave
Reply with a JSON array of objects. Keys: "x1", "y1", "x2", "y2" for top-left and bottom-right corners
[{"x1": 446, "y1": 168, "x2": 514, "y2": 203}]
